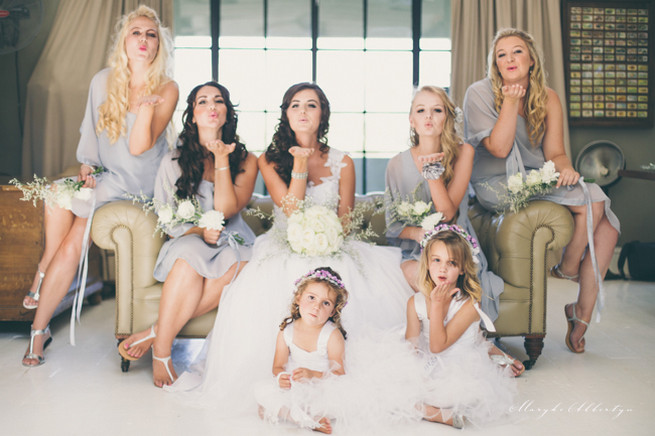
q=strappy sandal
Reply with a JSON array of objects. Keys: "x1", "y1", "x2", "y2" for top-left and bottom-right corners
[
  {"x1": 118, "y1": 325, "x2": 156, "y2": 361},
  {"x1": 23, "y1": 268, "x2": 45, "y2": 310},
  {"x1": 550, "y1": 264, "x2": 579, "y2": 282},
  {"x1": 565, "y1": 303, "x2": 589, "y2": 353},
  {"x1": 22, "y1": 325, "x2": 52, "y2": 367},
  {"x1": 152, "y1": 354, "x2": 175, "y2": 387},
  {"x1": 490, "y1": 351, "x2": 525, "y2": 377}
]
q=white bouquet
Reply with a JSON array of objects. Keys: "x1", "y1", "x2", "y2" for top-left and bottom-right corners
[
  {"x1": 500, "y1": 161, "x2": 560, "y2": 213},
  {"x1": 388, "y1": 197, "x2": 444, "y2": 231},
  {"x1": 10, "y1": 168, "x2": 104, "y2": 210},
  {"x1": 287, "y1": 204, "x2": 344, "y2": 256}
]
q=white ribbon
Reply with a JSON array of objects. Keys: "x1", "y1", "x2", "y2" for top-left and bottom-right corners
[
  {"x1": 578, "y1": 178, "x2": 604, "y2": 322},
  {"x1": 474, "y1": 302, "x2": 496, "y2": 333},
  {"x1": 69, "y1": 191, "x2": 96, "y2": 346},
  {"x1": 224, "y1": 232, "x2": 243, "y2": 288}
]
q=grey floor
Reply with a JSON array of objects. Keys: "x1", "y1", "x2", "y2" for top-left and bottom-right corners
[{"x1": 2, "y1": 275, "x2": 653, "y2": 436}]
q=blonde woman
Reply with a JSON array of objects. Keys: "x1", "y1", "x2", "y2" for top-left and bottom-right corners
[
  {"x1": 463, "y1": 28, "x2": 619, "y2": 353},
  {"x1": 22, "y1": 5, "x2": 178, "y2": 366}
]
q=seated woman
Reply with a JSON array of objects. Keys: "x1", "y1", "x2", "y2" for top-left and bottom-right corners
[
  {"x1": 167, "y1": 82, "x2": 414, "y2": 408},
  {"x1": 22, "y1": 5, "x2": 178, "y2": 367},
  {"x1": 463, "y1": 28, "x2": 619, "y2": 353},
  {"x1": 385, "y1": 86, "x2": 522, "y2": 376},
  {"x1": 118, "y1": 82, "x2": 258, "y2": 387}
]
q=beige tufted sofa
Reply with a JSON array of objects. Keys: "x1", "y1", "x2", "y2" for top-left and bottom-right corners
[{"x1": 91, "y1": 194, "x2": 572, "y2": 371}]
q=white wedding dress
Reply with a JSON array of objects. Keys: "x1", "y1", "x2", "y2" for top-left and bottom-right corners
[{"x1": 168, "y1": 148, "x2": 415, "y2": 418}]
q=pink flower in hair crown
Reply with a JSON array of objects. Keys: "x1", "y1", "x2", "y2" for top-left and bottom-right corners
[
  {"x1": 294, "y1": 268, "x2": 345, "y2": 290},
  {"x1": 420, "y1": 223, "x2": 481, "y2": 264}
]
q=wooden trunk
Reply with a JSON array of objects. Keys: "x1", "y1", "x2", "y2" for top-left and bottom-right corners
[{"x1": 0, "y1": 185, "x2": 43, "y2": 322}]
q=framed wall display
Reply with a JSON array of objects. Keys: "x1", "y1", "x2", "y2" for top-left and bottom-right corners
[{"x1": 562, "y1": 0, "x2": 654, "y2": 127}]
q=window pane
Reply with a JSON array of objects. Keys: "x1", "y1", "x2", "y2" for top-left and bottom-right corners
[
  {"x1": 174, "y1": 0, "x2": 210, "y2": 37},
  {"x1": 175, "y1": 36, "x2": 211, "y2": 48},
  {"x1": 316, "y1": 51, "x2": 365, "y2": 112},
  {"x1": 365, "y1": 113, "x2": 409, "y2": 154},
  {"x1": 318, "y1": 0, "x2": 363, "y2": 49},
  {"x1": 419, "y1": 51, "x2": 451, "y2": 88},
  {"x1": 237, "y1": 111, "x2": 267, "y2": 153},
  {"x1": 368, "y1": 0, "x2": 411, "y2": 49},
  {"x1": 265, "y1": 50, "x2": 313, "y2": 111},
  {"x1": 218, "y1": 50, "x2": 266, "y2": 111},
  {"x1": 328, "y1": 113, "x2": 364, "y2": 153},
  {"x1": 365, "y1": 51, "x2": 413, "y2": 112},
  {"x1": 269, "y1": 0, "x2": 310, "y2": 38},
  {"x1": 221, "y1": 0, "x2": 264, "y2": 37},
  {"x1": 174, "y1": 49, "x2": 212, "y2": 110},
  {"x1": 422, "y1": 0, "x2": 451, "y2": 39}
]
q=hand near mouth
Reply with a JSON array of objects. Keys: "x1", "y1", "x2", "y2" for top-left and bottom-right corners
[
  {"x1": 501, "y1": 84, "x2": 526, "y2": 101},
  {"x1": 418, "y1": 152, "x2": 445, "y2": 165},
  {"x1": 135, "y1": 94, "x2": 164, "y2": 109},
  {"x1": 289, "y1": 146, "x2": 314, "y2": 160},
  {"x1": 205, "y1": 139, "x2": 236, "y2": 159},
  {"x1": 430, "y1": 281, "x2": 459, "y2": 307}
]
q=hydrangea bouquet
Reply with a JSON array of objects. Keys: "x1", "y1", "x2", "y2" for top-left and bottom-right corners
[
  {"x1": 287, "y1": 204, "x2": 344, "y2": 256},
  {"x1": 387, "y1": 187, "x2": 444, "y2": 231},
  {"x1": 499, "y1": 161, "x2": 560, "y2": 213},
  {"x1": 10, "y1": 168, "x2": 104, "y2": 210},
  {"x1": 127, "y1": 191, "x2": 238, "y2": 241}
]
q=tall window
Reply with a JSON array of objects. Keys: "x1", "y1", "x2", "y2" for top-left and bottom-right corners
[{"x1": 174, "y1": 0, "x2": 451, "y2": 193}]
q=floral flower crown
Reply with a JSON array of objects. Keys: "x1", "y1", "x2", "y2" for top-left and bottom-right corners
[
  {"x1": 294, "y1": 268, "x2": 346, "y2": 290},
  {"x1": 420, "y1": 223, "x2": 481, "y2": 264}
]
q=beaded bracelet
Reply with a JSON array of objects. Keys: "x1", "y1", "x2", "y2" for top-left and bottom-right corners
[
  {"x1": 291, "y1": 171, "x2": 308, "y2": 180},
  {"x1": 422, "y1": 161, "x2": 445, "y2": 180}
]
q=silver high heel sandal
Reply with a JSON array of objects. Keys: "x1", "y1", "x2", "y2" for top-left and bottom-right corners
[
  {"x1": 22, "y1": 325, "x2": 52, "y2": 367},
  {"x1": 23, "y1": 267, "x2": 45, "y2": 310}
]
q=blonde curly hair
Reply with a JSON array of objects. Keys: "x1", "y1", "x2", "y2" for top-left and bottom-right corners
[
  {"x1": 409, "y1": 86, "x2": 463, "y2": 187},
  {"x1": 417, "y1": 230, "x2": 482, "y2": 305},
  {"x1": 96, "y1": 5, "x2": 174, "y2": 143},
  {"x1": 487, "y1": 28, "x2": 548, "y2": 147}
]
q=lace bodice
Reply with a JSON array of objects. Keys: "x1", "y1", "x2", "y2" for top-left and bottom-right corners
[{"x1": 272, "y1": 148, "x2": 347, "y2": 222}]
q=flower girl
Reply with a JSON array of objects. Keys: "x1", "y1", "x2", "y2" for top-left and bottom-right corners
[
  {"x1": 255, "y1": 267, "x2": 349, "y2": 434},
  {"x1": 406, "y1": 224, "x2": 516, "y2": 428}
]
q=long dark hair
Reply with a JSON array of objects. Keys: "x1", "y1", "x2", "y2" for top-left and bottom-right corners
[
  {"x1": 175, "y1": 81, "x2": 248, "y2": 199},
  {"x1": 264, "y1": 82, "x2": 330, "y2": 186}
]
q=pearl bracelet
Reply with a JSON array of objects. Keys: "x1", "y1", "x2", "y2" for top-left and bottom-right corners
[
  {"x1": 215, "y1": 166, "x2": 229, "y2": 172},
  {"x1": 291, "y1": 171, "x2": 308, "y2": 180}
]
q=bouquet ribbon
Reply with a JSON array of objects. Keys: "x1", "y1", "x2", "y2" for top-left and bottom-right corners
[
  {"x1": 69, "y1": 191, "x2": 97, "y2": 346},
  {"x1": 579, "y1": 178, "x2": 604, "y2": 322}
]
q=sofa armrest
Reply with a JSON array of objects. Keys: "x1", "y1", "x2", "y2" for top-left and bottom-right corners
[{"x1": 91, "y1": 200, "x2": 165, "y2": 321}]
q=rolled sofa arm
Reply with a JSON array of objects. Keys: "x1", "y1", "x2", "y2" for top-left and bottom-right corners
[{"x1": 91, "y1": 200, "x2": 165, "y2": 319}]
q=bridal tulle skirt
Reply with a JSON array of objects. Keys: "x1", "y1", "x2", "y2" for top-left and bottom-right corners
[{"x1": 167, "y1": 232, "x2": 415, "y2": 416}]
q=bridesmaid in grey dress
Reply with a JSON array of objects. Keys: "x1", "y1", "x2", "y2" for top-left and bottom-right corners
[
  {"x1": 463, "y1": 29, "x2": 619, "y2": 354},
  {"x1": 385, "y1": 86, "x2": 523, "y2": 376},
  {"x1": 22, "y1": 6, "x2": 178, "y2": 367},
  {"x1": 119, "y1": 82, "x2": 258, "y2": 388}
]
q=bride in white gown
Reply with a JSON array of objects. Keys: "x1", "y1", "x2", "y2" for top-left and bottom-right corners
[{"x1": 168, "y1": 83, "x2": 414, "y2": 418}]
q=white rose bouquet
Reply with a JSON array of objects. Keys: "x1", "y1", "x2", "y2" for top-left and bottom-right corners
[
  {"x1": 287, "y1": 204, "x2": 344, "y2": 256},
  {"x1": 387, "y1": 190, "x2": 444, "y2": 231},
  {"x1": 499, "y1": 160, "x2": 560, "y2": 213},
  {"x1": 10, "y1": 167, "x2": 104, "y2": 211}
]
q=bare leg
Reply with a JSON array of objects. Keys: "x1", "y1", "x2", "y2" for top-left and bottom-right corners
[
  {"x1": 566, "y1": 215, "x2": 618, "y2": 352},
  {"x1": 23, "y1": 216, "x2": 88, "y2": 366},
  {"x1": 401, "y1": 259, "x2": 419, "y2": 292},
  {"x1": 23, "y1": 206, "x2": 75, "y2": 308},
  {"x1": 557, "y1": 202, "x2": 605, "y2": 278}
]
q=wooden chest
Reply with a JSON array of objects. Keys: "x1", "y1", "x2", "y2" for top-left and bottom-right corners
[{"x1": 0, "y1": 185, "x2": 43, "y2": 322}]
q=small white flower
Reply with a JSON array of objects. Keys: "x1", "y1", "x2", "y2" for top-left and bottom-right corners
[
  {"x1": 507, "y1": 173, "x2": 524, "y2": 194},
  {"x1": 157, "y1": 204, "x2": 174, "y2": 225},
  {"x1": 397, "y1": 202, "x2": 413, "y2": 217},
  {"x1": 525, "y1": 169, "x2": 542, "y2": 186},
  {"x1": 540, "y1": 160, "x2": 560, "y2": 184},
  {"x1": 199, "y1": 210, "x2": 225, "y2": 231},
  {"x1": 74, "y1": 187, "x2": 93, "y2": 201},
  {"x1": 176, "y1": 200, "x2": 196, "y2": 221},
  {"x1": 421, "y1": 212, "x2": 444, "y2": 231},
  {"x1": 412, "y1": 201, "x2": 431, "y2": 216}
]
